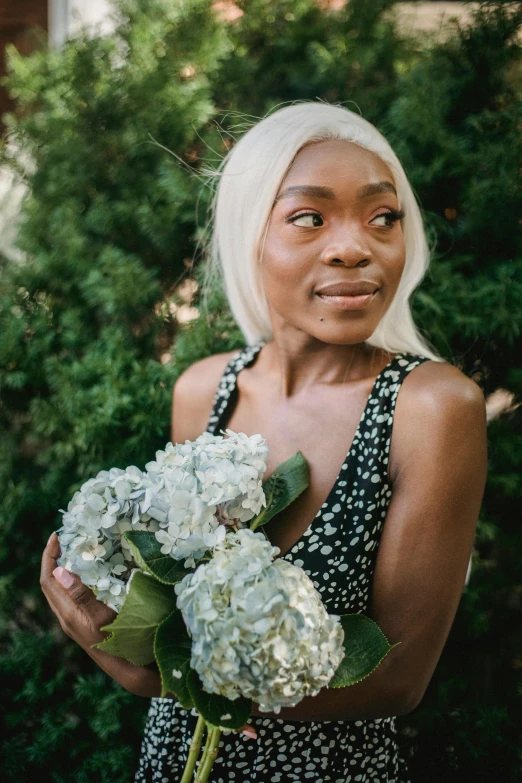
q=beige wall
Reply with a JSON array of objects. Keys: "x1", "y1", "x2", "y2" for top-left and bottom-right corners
[{"x1": 49, "y1": 0, "x2": 116, "y2": 48}]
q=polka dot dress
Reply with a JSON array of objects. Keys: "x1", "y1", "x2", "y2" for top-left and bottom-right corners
[{"x1": 135, "y1": 342, "x2": 431, "y2": 783}]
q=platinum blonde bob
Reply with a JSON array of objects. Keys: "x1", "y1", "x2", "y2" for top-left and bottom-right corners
[{"x1": 202, "y1": 100, "x2": 441, "y2": 361}]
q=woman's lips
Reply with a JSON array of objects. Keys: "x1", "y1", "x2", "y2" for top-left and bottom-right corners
[{"x1": 316, "y1": 290, "x2": 378, "y2": 310}]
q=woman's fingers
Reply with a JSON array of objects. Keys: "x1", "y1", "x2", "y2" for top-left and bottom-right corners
[
  {"x1": 40, "y1": 532, "x2": 116, "y2": 640},
  {"x1": 40, "y1": 532, "x2": 63, "y2": 609},
  {"x1": 239, "y1": 723, "x2": 257, "y2": 740}
]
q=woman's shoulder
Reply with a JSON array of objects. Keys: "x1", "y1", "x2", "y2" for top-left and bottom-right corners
[
  {"x1": 176, "y1": 348, "x2": 241, "y2": 386},
  {"x1": 388, "y1": 355, "x2": 487, "y2": 483},
  {"x1": 398, "y1": 355, "x2": 486, "y2": 411},
  {"x1": 170, "y1": 348, "x2": 242, "y2": 443}
]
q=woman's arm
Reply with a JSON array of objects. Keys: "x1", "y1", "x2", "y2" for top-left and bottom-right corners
[
  {"x1": 251, "y1": 361, "x2": 488, "y2": 722},
  {"x1": 40, "y1": 533, "x2": 162, "y2": 697}
]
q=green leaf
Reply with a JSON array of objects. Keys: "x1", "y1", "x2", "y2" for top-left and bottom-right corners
[
  {"x1": 250, "y1": 451, "x2": 309, "y2": 531},
  {"x1": 93, "y1": 570, "x2": 176, "y2": 666},
  {"x1": 154, "y1": 609, "x2": 194, "y2": 709},
  {"x1": 123, "y1": 530, "x2": 195, "y2": 584},
  {"x1": 328, "y1": 613, "x2": 401, "y2": 689},
  {"x1": 186, "y1": 668, "x2": 252, "y2": 731}
]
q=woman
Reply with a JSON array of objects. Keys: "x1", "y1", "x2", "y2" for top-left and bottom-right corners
[{"x1": 41, "y1": 101, "x2": 487, "y2": 782}]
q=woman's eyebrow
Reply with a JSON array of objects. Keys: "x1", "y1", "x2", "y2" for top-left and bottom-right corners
[{"x1": 273, "y1": 181, "x2": 397, "y2": 203}]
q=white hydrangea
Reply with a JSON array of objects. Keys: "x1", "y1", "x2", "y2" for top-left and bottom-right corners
[
  {"x1": 174, "y1": 528, "x2": 345, "y2": 714},
  {"x1": 144, "y1": 440, "x2": 196, "y2": 478},
  {"x1": 142, "y1": 462, "x2": 218, "y2": 568},
  {"x1": 56, "y1": 431, "x2": 270, "y2": 608},
  {"x1": 56, "y1": 466, "x2": 160, "y2": 611},
  {"x1": 192, "y1": 429, "x2": 268, "y2": 520},
  {"x1": 146, "y1": 430, "x2": 268, "y2": 567}
]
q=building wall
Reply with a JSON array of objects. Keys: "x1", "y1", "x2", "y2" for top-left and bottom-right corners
[
  {"x1": 0, "y1": 0, "x2": 47, "y2": 260},
  {"x1": 49, "y1": 0, "x2": 116, "y2": 47},
  {"x1": 0, "y1": 0, "x2": 47, "y2": 126}
]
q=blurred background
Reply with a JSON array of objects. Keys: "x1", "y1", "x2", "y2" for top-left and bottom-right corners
[{"x1": 0, "y1": 1, "x2": 521, "y2": 781}]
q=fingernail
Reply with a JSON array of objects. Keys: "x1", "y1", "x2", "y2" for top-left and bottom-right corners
[
  {"x1": 47, "y1": 532, "x2": 55, "y2": 545},
  {"x1": 53, "y1": 566, "x2": 75, "y2": 588},
  {"x1": 242, "y1": 728, "x2": 257, "y2": 740}
]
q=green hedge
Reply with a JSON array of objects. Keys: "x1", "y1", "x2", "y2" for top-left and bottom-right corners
[{"x1": 0, "y1": 1, "x2": 520, "y2": 780}]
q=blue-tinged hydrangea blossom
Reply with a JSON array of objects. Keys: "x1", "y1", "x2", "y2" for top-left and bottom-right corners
[
  {"x1": 174, "y1": 528, "x2": 345, "y2": 713},
  {"x1": 56, "y1": 466, "x2": 159, "y2": 611},
  {"x1": 56, "y1": 431, "x2": 269, "y2": 610}
]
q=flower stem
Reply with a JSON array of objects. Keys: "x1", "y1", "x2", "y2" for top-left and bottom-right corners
[
  {"x1": 194, "y1": 726, "x2": 222, "y2": 783},
  {"x1": 193, "y1": 722, "x2": 212, "y2": 782},
  {"x1": 180, "y1": 713, "x2": 206, "y2": 783}
]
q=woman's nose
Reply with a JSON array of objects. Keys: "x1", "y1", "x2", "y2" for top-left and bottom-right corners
[
  {"x1": 322, "y1": 247, "x2": 372, "y2": 267},
  {"x1": 321, "y1": 226, "x2": 373, "y2": 267}
]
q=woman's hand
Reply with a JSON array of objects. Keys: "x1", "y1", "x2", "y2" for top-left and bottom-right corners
[
  {"x1": 40, "y1": 532, "x2": 162, "y2": 697},
  {"x1": 41, "y1": 532, "x2": 116, "y2": 647},
  {"x1": 40, "y1": 532, "x2": 258, "y2": 740}
]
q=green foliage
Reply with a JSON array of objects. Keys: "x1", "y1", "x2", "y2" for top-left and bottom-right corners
[
  {"x1": 124, "y1": 530, "x2": 196, "y2": 583},
  {"x1": 211, "y1": 0, "x2": 415, "y2": 119},
  {"x1": 0, "y1": 628, "x2": 144, "y2": 782},
  {"x1": 382, "y1": 5, "x2": 522, "y2": 362},
  {"x1": 154, "y1": 609, "x2": 194, "y2": 707},
  {"x1": 0, "y1": 0, "x2": 521, "y2": 780},
  {"x1": 329, "y1": 613, "x2": 401, "y2": 688},
  {"x1": 0, "y1": 1, "x2": 234, "y2": 777},
  {"x1": 250, "y1": 450, "x2": 309, "y2": 530},
  {"x1": 96, "y1": 570, "x2": 176, "y2": 664},
  {"x1": 186, "y1": 667, "x2": 252, "y2": 731}
]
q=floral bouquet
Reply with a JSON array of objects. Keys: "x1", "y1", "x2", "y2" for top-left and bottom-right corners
[{"x1": 55, "y1": 429, "x2": 399, "y2": 783}]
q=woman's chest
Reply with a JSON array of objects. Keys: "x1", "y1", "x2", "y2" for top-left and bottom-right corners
[{"x1": 219, "y1": 379, "x2": 376, "y2": 559}]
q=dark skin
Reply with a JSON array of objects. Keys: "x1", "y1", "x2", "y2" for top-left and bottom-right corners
[{"x1": 41, "y1": 139, "x2": 488, "y2": 728}]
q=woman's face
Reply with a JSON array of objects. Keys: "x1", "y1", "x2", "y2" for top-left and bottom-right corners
[{"x1": 260, "y1": 139, "x2": 406, "y2": 345}]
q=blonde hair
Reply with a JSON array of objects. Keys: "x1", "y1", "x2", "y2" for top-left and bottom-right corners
[{"x1": 201, "y1": 100, "x2": 442, "y2": 361}]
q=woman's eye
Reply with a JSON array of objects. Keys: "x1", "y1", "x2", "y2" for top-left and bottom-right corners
[
  {"x1": 288, "y1": 212, "x2": 323, "y2": 227},
  {"x1": 371, "y1": 209, "x2": 405, "y2": 227}
]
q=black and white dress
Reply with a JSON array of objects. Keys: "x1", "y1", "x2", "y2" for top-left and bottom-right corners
[{"x1": 135, "y1": 341, "x2": 431, "y2": 783}]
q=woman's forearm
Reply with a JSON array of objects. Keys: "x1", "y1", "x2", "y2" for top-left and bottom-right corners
[
  {"x1": 251, "y1": 657, "x2": 411, "y2": 722},
  {"x1": 84, "y1": 649, "x2": 411, "y2": 720},
  {"x1": 84, "y1": 644, "x2": 163, "y2": 698},
  {"x1": 84, "y1": 645, "x2": 411, "y2": 721}
]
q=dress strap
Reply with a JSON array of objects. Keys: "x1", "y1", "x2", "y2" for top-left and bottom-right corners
[
  {"x1": 206, "y1": 342, "x2": 265, "y2": 435},
  {"x1": 353, "y1": 353, "x2": 433, "y2": 483}
]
